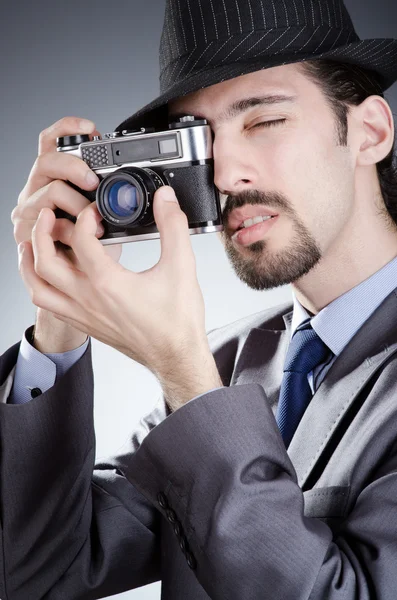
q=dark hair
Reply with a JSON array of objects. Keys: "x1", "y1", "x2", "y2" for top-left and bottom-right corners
[{"x1": 300, "y1": 60, "x2": 397, "y2": 226}]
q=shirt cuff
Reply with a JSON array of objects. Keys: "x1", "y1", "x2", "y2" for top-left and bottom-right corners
[{"x1": 7, "y1": 325, "x2": 90, "y2": 405}]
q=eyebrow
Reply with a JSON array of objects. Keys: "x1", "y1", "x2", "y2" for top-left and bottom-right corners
[
  {"x1": 219, "y1": 94, "x2": 297, "y2": 122},
  {"x1": 169, "y1": 94, "x2": 297, "y2": 125}
]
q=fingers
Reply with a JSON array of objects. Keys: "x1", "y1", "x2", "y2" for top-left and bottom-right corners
[
  {"x1": 70, "y1": 203, "x2": 124, "y2": 281},
  {"x1": 21, "y1": 151, "x2": 99, "y2": 203},
  {"x1": 20, "y1": 204, "x2": 123, "y2": 332},
  {"x1": 12, "y1": 179, "x2": 103, "y2": 245},
  {"x1": 153, "y1": 186, "x2": 195, "y2": 270},
  {"x1": 31, "y1": 208, "x2": 87, "y2": 297},
  {"x1": 48, "y1": 203, "x2": 124, "y2": 287},
  {"x1": 13, "y1": 214, "x2": 72, "y2": 248},
  {"x1": 18, "y1": 115, "x2": 99, "y2": 207},
  {"x1": 18, "y1": 239, "x2": 84, "y2": 325},
  {"x1": 53, "y1": 217, "x2": 104, "y2": 248},
  {"x1": 38, "y1": 116, "x2": 95, "y2": 155},
  {"x1": 14, "y1": 115, "x2": 111, "y2": 314}
]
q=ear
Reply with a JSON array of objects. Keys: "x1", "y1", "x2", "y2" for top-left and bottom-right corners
[{"x1": 355, "y1": 96, "x2": 394, "y2": 167}]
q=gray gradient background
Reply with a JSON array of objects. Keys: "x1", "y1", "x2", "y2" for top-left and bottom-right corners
[{"x1": 0, "y1": 1, "x2": 396, "y2": 598}]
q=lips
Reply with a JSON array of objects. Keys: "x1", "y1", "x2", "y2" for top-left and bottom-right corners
[{"x1": 227, "y1": 206, "x2": 279, "y2": 234}]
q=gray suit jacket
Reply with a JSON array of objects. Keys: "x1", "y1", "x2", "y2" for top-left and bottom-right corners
[{"x1": 1, "y1": 291, "x2": 397, "y2": 599}]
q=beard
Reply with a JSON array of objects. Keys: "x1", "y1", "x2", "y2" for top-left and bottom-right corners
[{"x1": 220, "y1": 190, "x2": 322, "y2": 291}]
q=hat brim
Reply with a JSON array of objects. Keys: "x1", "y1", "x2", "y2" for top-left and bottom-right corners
[{"x1": 116, "y1": 38, "x2": 397, "y2": 132}]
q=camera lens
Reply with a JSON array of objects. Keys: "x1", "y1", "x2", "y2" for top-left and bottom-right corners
[
  {"x1": 97, "y1": 167, "x2": 163, "y2": 227},
  {"x1": 107, "y1": 181, "x2": 139, "y2": 218}
]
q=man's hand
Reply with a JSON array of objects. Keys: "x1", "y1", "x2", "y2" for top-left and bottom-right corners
[
  {"x1": 11, "y1": 116, "x2": 122, "y2": 353},
  {"x1": 18, "y1": 185, "x2": 223, "y2": 409}
]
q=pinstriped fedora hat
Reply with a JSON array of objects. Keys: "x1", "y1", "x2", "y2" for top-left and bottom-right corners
[{"x1": 116, "y1": 0, "x2": 397, "y2": 132}]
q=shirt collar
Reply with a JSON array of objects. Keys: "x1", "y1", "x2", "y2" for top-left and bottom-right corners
[{"x1": 291, "y1": 255, "x2": 397, "y2": 356}]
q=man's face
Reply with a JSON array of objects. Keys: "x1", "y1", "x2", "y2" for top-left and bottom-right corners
[{"x1": 169, "y1": 63, "x2": 356, "y2": 290}]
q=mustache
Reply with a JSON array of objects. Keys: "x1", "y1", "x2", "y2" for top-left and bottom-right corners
[{"x1": 221, "y1": 190, "x2": 293, "y2": 226}]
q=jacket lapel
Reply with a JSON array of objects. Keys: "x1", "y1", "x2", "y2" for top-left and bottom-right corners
[
  {"x1": 230, "y1": 291, "x2": 397, "y2": 491},
  {"x1": 289, "y1": 289, "x2": 397, "y2": 488},
  {"x1": 232, "y1": 310, "x2": 292, "y2": 413}
]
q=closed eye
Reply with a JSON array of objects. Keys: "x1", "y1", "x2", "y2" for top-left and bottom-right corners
[{"x1": 250, "y1": 119, "x2": 287, "y2": 130}]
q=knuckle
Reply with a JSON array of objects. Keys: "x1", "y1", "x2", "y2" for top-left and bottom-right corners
[
  {"x1": 38, "y1": 128, "x2": 48, "y2": 144},
  {"x1": 13, "y1": 221, "x2": 25, "y2": 244},
  {"x1": 32, "y1": 154, "x2": 44, "y2": 174},
  {"x1": 55, "y1": 116, "x2": 70, "y2": 128},
  {"x1": 17, "y1": 186, "x2": 27, "y2": 206},
  {"x1": 11, "y1": 205, "x2": 19, "y2": 224},
  {"x1": 53, "y1": 116, "x2": 81, "y2": 136},
  {"x1": 31, "y1": 288, "x2": 46, "y2": 308},
  {"x1": 40, "y1": 118, "x2": 62, "y2": 140},
  {"x1": 170, "y1": 211, "x2": 188, "y2": 228},
  {"x1": 34, "y1": 257, "x2": 47, "y2": 280},
  {"x1": 39, "y1": 117, "x2": 81, "y2": 153},
  {"x1": 48, "y1": 178, "x2": 65, "y2": 197},
  {"x1": 58, "y1": 222, "x2": 73, "y2": 245},
  {"x1": 38, "y1": 124, "x2": 56, "y2": 148},
  {"x1": 17, "y1": 194, "x2": 25, "y2": 208},
  {"x1": 59, "y1": 116, "x2": 79, "y2": 129},
  {"x1": 180, "y1": 211, "x2": 189, "y2": 226}
]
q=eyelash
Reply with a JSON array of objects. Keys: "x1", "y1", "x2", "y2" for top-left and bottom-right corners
[{"x1": 250, "y1": 119, "x2": 287, "y2": 130}]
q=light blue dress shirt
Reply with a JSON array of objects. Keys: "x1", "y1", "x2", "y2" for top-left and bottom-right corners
[
  {"x1": 7, "y1": 255, "x2": 397, "y2": 404},
  {"x1": 8, "y1": 328, "x2": 89, "y2": 404},
  {"x1": 291, "y1": 255, "x2": 397, "y2": 393}
]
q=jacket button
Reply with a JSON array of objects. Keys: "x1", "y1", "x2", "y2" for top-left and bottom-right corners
[
  {"x1": 173, "y1": 520, "x2": 182, "y2": 537},
  {"x1": 186, "y1": 551, "x2": 197, "y2": 570},
  {"x1": 166, "y1": 508, "x2": 178, "y2": 524},
  {"x1": 157, "y1": 492, "x2": 168, "y2": 509},
  {"x1": 179, "y1": 535, "x2": 188, "y2": 553},
  {"x1": 31, "y1": 387, "x2": 42, "y2": 398}
]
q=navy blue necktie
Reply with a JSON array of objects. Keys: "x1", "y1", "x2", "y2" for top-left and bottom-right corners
[{"x1": 276, "y1": 321, "x2": 332, "y2": 448}]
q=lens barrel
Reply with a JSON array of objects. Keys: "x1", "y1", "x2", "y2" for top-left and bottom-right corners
[{"x1": 96, "y1": 167, "x2": 164, "y2": 226}]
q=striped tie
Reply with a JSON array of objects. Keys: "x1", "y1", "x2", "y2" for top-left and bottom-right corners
[{"x1": 276, "y1": 321, "x2": 332, "y2": 447}]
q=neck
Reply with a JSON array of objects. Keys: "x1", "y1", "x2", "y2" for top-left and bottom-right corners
[{"x1": 292, "y1": 180, "x2": 397, "y2": 314}]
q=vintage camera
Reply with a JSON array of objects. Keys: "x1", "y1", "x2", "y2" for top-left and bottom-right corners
[{"x1": 56, "y1": 116, "x2": 223, "y2": 244}]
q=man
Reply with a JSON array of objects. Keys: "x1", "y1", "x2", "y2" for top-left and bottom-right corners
[{"x1": 2, "y1": 0, "x2": 397, "y2": 598}]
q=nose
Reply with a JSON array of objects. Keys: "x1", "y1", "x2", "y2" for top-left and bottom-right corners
[{"x1": 213, "y1": 132, "x2": 258, "y2": 196}]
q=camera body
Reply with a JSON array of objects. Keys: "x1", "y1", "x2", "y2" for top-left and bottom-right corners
[{"x1": 56, "y1": 117, "x2": 223, "y2": 244}]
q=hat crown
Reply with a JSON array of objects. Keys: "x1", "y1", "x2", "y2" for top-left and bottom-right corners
[
  {"x1": 116, "y1": 0, "x2": 397, "y2": 134},
  {"x1": 159, "y1": 0, "x2": 358, "y2": 92}
]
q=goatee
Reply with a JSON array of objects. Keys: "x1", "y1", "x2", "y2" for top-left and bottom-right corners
[{"x1": 221, "y1": 190, "x2": 322, "y2": 290}]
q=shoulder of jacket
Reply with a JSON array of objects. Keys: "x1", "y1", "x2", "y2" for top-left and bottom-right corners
[{"x1": 207, "y1": 300, "x2": 293, "y2": 352}]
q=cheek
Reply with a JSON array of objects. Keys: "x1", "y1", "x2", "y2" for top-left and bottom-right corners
[
  {"x1": 298, "y1": 147, "x2": 355, "y2": 247},
  {"x1": 261, "y1": 134, "x2": 355, "y2": 248},
  {"x1": 251, "y1": 125, "x2": 355, "y2": 240},
  {"x1": 255, "y1": 133, "x2": 318, "y2": 222},
  {"x1": 281, "y1": 131, "x2": 352, "y2": 200},
  {"x1": 254, "y1": 129, "x2": 315, "y2": 197}
]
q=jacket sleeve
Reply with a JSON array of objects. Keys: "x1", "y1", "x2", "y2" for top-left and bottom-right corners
[
  {"x1": 124, "y1": 383, "x2": 397, "y2": 600},
  {"x1": 0, "y1": 340, "x2": 161, "y2": 600}
]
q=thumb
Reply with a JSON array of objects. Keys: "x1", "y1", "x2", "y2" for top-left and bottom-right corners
[{"x1": 153, "y1": 186, "x2": 193, "y2": 265}]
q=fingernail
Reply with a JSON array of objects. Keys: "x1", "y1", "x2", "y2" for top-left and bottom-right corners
[
  {"x1": 161, "y1": 186, "x2": 178, "y2": 203},
  {"x1": 79, "y1": 119, "x2": 95, "y2": 132},
  {"x1": 96, "y1": 224, "x2": 105, "y2": 236},
  {"x1": 18, "y1": 242, "x2": 25, "y2": 254},
  {"x1": 86, "y1": 171, "x2": 99, "y2": 187}
]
